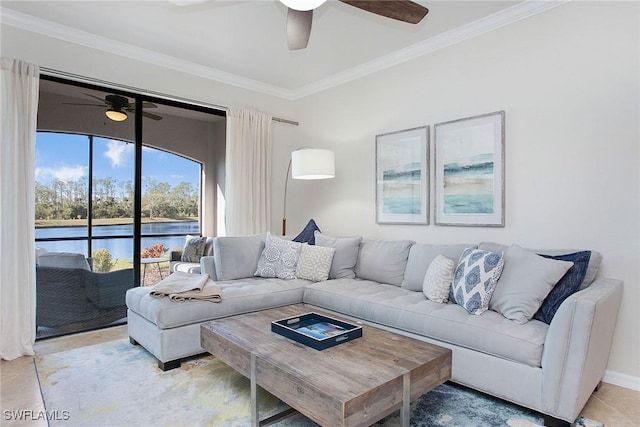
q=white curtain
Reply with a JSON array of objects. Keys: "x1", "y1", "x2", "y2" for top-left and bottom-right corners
[
  {"x1": 0, "y1": 58, "x2": 39, "y2": 360},
  {"x1": 225, "y1": 108, "x2": 272, "y2": 236}
]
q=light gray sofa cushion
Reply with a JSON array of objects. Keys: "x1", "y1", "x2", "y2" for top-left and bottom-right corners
[
  {"x1": 489, "y1": 245, "x2": 573, "y2": 325},
  {"x1": 402, "y1": 243, "x2": 475, "y2": 291},
  {"x1": 126, "y1": 277, "x2": 310, "y2": 329},
  {"x1": 303, "y1": 279, "x2": 548, "y2": 367},
  {"x1": 478, "y1": 242, "x2": 602, "y2": 289},
  {"x1": 314, "y1": 232, "x2": 362, "y2": 279},
  {"x1": 355, "y1": 239, "x2": 414, "y2": 286},
  {"x1": 213, "y1": 234, "x2": 265, "y2": 281}
]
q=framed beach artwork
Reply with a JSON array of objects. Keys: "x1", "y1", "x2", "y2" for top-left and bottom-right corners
[
  {"x1": 434, "y1": 111, "x2": 505, "y2": 227},
  {"x1": 376, "y1": 126, "x2": 429, "y2": 225}
]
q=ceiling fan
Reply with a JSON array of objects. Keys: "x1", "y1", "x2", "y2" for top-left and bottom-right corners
[
  {"x1": 63, "y1": 94, "x2": 163, "y2": 122},
  {"x1": 169, "y1": 0, "x2": 429, "y2": 50}
]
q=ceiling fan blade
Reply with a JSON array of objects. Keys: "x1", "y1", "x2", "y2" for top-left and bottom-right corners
[
  {"x1": 339, "y1": 0, "x2": 428, "y2": 24},
  {"x1": 142, "y1": 102, "x2": 158, "y2": 109},
  {"x1": 143, "y1": 111, "x2": 163, "y2": 121},
  {"x1": 62, "y1": 103, "x2": 106, "y2": 107},
  {"x1": 83, "y1": 93, "x2": 107, "y2": 103},
  {"x1": 287, "y1": 9, "x2": 313, "y2": 50}
]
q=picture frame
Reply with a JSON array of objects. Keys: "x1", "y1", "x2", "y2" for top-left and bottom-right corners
[
  {"x1": 376, "y1": 126, "x2": 429, "y2": 225},
  {"x1": 434, "y1": 111, "x2": 505, "y2": 227}
]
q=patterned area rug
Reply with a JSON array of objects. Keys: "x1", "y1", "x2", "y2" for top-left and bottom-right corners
[{"x1": 35, "y1": 339, "x2": 604, "y2": 427}]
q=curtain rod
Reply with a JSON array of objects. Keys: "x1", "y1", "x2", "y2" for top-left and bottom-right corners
[{"x1": 40, "y1": 67, "x2": 299, "y2": 126}]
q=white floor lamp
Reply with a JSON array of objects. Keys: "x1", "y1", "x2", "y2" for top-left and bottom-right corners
[{"x1": 282, "y1": 148, "x2": 335, "y2": 235}]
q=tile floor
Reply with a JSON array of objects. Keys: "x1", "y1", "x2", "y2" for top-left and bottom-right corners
[{"x1": 1, "y1": 325, "x2": 639, "y2": 426}]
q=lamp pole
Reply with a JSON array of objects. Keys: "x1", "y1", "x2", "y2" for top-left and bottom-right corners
[{"x1": 282, "y1": 158, "x2": 292, "y2": 236}]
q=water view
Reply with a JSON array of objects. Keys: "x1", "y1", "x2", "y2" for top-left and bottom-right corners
[
  {"x1": 36, "y1": 222, "x2": 199, "y2": 260},
  {"x1": 35, "y1": 131, "x2": 202, "y2": 263}
]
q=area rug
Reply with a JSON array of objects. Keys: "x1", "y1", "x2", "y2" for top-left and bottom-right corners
[{"x1": 35, "y1": 339, "x2": 604, "y2": 427}]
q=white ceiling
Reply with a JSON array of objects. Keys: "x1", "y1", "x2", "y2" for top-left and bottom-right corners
[{"x1": 1, "y1": 0, "x2": 562, "y2": 100}]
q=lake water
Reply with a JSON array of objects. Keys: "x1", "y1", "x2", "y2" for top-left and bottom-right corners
[{"x1": 35, "y1": 222, "x2": 200, "y2": 260}]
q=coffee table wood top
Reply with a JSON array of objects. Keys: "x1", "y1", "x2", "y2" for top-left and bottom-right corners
[{"x1": 201, "y1": 304, "x2": 451, "y2": 427}]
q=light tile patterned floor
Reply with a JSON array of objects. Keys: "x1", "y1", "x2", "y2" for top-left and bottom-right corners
[{"x1": 1, "y1": 325, "x2": 639, "y2": 426}]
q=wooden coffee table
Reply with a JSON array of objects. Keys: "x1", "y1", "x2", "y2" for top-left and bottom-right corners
[{"x1": 200, "y1": 304, "x2": 452, "y2": 427}]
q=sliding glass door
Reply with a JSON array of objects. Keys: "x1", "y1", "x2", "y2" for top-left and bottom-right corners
[{"x1": 35, "y1": 77, "x2": 219, "y2": 339}]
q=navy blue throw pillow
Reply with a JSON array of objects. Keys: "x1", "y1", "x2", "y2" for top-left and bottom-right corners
[
  {"x1": 533, "y1": 251, "x2": 591, "y2": 324},
  {"x1": 293, "y1": 219, "x2": 321, "y2": 245}
]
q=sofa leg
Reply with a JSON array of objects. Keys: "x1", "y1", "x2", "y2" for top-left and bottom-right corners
[
  {"x1": 129, "y1": 337, "x2": 139, "y2": 346},
  {"x1": 543, "y1": 415, "x2": 571, "y2": 427},
  {"x1": 595, "y1": 381, "x2": 603, "y2": 392},
  {"x1": 158, "y1": 359, "x2": 181, "y2": 371}
]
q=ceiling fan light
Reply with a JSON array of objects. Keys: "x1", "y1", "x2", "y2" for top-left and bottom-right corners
[
  {"x1": 280, "y1": 0, "x2": 326, "y2": 11},
  {"x1": 105, "y1": 109, "x2": 127, "y2": 122}
]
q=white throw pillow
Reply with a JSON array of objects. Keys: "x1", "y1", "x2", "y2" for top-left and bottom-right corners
[
  {"x1": 255, "y1": 233, "x2": 302, "y2": 280},
  {"x1": 422, "y1": 255, "x2": 455, "y2": 303},
  {"x1": 296, "y1": 244, "x2": 336, "y2": 282}
]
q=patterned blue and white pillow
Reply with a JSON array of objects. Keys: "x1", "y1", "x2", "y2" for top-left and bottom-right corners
[
  {"x1": 255, "y1": 233, "x2": 302, "y2": 280},
  {"x1": 452, "y1": 248, "x2": 505, "y2": 315}
]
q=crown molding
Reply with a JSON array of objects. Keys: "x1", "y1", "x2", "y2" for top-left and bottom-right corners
[
  {"x1": 1, "y1": 1, "x2": 567, "y2": 101},
  {"x1": 292, "y1": 0, "x2": 568, "y2": 99},
  {"x1": 0, "y1": 7, "x2": 297, "y2": 100}
]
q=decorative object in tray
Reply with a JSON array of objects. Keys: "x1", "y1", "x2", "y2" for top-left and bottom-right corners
[{"x1": 271, "y1": 312, "x2": 363, "y2": 350}]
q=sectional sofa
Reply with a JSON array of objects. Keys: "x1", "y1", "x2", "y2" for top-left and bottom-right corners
[{"x1": 126, "y1": 231, "x2": 622, "y2": 424}]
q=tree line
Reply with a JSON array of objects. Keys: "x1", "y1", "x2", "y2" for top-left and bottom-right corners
[{"x1": 35, "y1": 177, "x2": 198, "y2": 220}]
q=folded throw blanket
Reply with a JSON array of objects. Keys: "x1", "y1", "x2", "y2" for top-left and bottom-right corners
[
  {"x1": 150, "y1": 272, "x2": 209, "y2": 298},
  {"x1": 169, "y1": 281, "x2": 222, "y2": 302},
  {"x1": 149, "y1": 272, "x2": 222, "y2": 303}
]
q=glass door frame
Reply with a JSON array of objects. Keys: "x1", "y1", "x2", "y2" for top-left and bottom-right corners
[{"x1": 39, "y1": 75, "x2": 223, "y2": 286}]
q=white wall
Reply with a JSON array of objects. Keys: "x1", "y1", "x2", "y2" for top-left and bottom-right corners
[{"x1": 285, "y1": 2, "x2": 640, "y2": 382}]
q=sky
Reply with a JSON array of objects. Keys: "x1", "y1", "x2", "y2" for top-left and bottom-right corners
[{"x1": 35, "y1": 132, "x2": 200, "y2": 190}]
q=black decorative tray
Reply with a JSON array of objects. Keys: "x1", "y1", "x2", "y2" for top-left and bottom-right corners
[{"x1": 271, "y1": 312, "x2": 363, "y2": 351}]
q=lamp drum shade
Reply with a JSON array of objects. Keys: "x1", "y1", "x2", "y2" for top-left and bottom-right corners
[{"x1": 291, "y1": 149, "x2": 335, "y2": 180}]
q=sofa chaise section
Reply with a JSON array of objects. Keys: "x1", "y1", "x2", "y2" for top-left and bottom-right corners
[{"x1": 126, "y1": 277, "x2": 310, "y2": 370}]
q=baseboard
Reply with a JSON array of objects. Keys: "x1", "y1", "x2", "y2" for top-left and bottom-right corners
[{"x1": 603, "y1": 369, "x2": 640, "y2": 391}]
